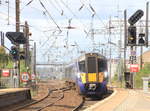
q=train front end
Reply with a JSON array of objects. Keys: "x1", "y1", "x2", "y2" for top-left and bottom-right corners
[{"x1": 76, "y1": 53, "x2": 108, "y2": 96}]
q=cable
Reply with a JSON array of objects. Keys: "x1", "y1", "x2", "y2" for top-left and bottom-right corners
[
  {"x1": 20, "y1": 0, "x2": 34, "y2": 10},
  {"x1": 21, "y1": 3, "x2": 56, "y2": 29},
  {"x1": 25, "y1": 0, "x2": 34, "y2": 6},
  {"x1": 59, "y1": 0, "x2": 89, "y2": 34},
  {"x1": 45, "y1": 0, "x2": 68, "y2": 19},
  {"x1": 21, "y1": 3, "x2": 63, "y2": 48},
  {"x1": 38, "y1": 0, "x2": 62, "y2": 32},
  {"x1": 80, "y1": 0, "x2": 107, "y2": 28}
]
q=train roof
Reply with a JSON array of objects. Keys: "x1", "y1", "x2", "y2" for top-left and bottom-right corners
[
  {"x1": 65, "y1": 53, "x2": 107, "y2": 67},
  {"x1": 78, "y1": 52, "x2": 107, "y2": 61}
]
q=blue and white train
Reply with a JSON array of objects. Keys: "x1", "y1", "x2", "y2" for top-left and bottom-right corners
[{"x1": 65, "y1": 53, "x2": 108, "y2": 97}]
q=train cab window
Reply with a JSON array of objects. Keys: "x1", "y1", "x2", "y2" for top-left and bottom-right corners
[
  {"x1": 98, "y1": 59, "x2": 107, "y2": 72},
  {"x1": 78, "y1": 61, "x2": 85, "y2": 72},
  {"x1": 87, "y1": 57, "x2": 96, "y2": 73}
]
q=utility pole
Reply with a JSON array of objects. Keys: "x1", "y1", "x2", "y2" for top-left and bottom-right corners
[
  {"x1": 6, "y1": 0, "x2": 10, "y2": 25},
  {"x1": 140, "y1": 46, "x2": 143, "y2": 69},
  {"x1": 1, "y1": 32, "x2": 4, "y2": 46},
  {"x1": 109, "y1": 17, "x2": 112, "y2": 84},
  {"x1": 33, "y1": 42, "x2": 36, "y2": 76},
  {"x1": 118, "y1": 7, "x2": 123, "y2": 82},
  {"x1": 23, "y1": 21, "x2": 30, "y2": 67},
  {"x1": 15, "y1": 0, "x2": 20, "y2": 87},
  {"x1": 124, "y1": 10, "x2": 127, "y2": 73},
  {"x1": 139, "y1": 20, "x2": 144, "y2": 69},
  {"x1": 16, "y1": 0, "x2": 20, "y2": 32},
  {"x1": 140, "y1": 2, "x2": 149, "y2": 69},
  {"x1": 145, "y1": 2, "x2": 149, "y2": 47},
  {"x1": 90, "y1": 15, "x2": 95, "y2": 51}
]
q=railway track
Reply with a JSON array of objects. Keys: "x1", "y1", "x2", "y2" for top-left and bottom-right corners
[
  {"x1": 71, "y1": 97, "x2": 85, "y2": 111},
  {"x1": 76, "y1": 88, "x2": 114, "y2": 111},
  {"x1": 7, "y1": 80, "x2": 114, "y2": 111},
  {"x1": 12, "y1": 86, "x2": 71, "y2": 111}
]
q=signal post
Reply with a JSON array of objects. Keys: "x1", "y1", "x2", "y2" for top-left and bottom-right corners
[
  {"x1": 6, "y1": 32, "x2": 27, "y2": 88},
  {"x1": 124, "y1": 2, "x2": 149, "y2": 88}
]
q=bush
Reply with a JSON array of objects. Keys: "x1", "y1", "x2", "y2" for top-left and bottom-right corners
[{"x1": 135, "y1": 63, "x2": 150, "y2": 88}]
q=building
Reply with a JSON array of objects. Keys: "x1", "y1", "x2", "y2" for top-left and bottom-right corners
[{"x1": 137, "y1": 50, "x2": 150, "y2": 68}]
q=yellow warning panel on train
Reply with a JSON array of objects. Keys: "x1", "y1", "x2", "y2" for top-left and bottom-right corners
[
  {"x1": 88, "y1": 73, "x2": 97, "y2": 82},
  {"x1": 80, "y1": 73, "x2": 86, "y2": 83}
]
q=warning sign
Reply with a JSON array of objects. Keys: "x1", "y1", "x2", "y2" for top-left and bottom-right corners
[
  {"x1": 21, "y1": 72, "x2": 30, "y2": 82},
  {"x1": 31, "y1": 74, "x2": 36, "y2": 80},
  {"x1": 2, "y1": 69, "x2": 10, "y2": 77},
  {"x1": 130, "y1": 64, "x2": 139, "y2": 72}
]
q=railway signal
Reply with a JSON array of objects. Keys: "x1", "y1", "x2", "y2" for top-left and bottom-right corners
[
  {"x1": 126, "y1": 9, "x2": 144, "y2": 46},
  {"x1": 127, "y1": 26, "x2": 136, "y2": 45},
  {"x1": 10, "y1": 46, "x2": 19, "y2": 61},
  {"x1": 128, "y1": 10, "x2": 144, "y2": 25},
  {"x1": 138, "y1": 33, "x2": 145, "y2": 45},
  {"x1": 20, "y1": 51, "x2": 25, "y2": 60},
  {"x1": 6, "y1": 32, "x2": 27, "y2": 44}
]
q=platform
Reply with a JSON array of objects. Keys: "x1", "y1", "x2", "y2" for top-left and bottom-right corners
[
  {"x1": 84, "y1": 88, "x2": 150, "y2": 111},
  {"x1": 0, "y1": 88, "x2": 31, "y2": 108}
]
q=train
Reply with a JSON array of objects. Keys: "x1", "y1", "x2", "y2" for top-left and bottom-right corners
[{"x1": 65, "y1": 52, "x2": 108, "y2": 97}]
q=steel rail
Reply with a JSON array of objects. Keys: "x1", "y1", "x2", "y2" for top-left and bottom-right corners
[
  {"x1": 36, "y1": 92, "x2": 64, "y2": 111},
  {"x1": 12, "y1": 86, "x2": 71, "y2": 111},
  {"x1": 71, "y1": 97, "x2": 85, "y2": 111}
]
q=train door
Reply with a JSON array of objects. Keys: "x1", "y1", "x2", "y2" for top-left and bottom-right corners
[{"x1": 86, "y1": 56, "x2": 99, "y2": 82}]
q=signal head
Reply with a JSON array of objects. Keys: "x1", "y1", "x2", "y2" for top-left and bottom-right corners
[{"x1": 128, "y1": 9, "x2": 144, "y2": 25}]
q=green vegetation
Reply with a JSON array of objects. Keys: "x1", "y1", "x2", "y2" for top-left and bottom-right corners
[
  {"x1": 0, "y1": 46, "x2": 31, "y2": 76},
  {"x1": 111, "y1": 59, "x2": 125, "y2": 88},
  {"x1": 111, "y1": 73, "x2": 125, "y2": 88},
  {"x1": 135, "y1": 63, "x2": 150, "y2": 88},
  {"x1": 0, "y1": 46, "x2": 35, "y2": 88},
  {"x1": 112, "y1": 63, "x2": 150, "y2": 88},
  {"x1": 0, "y1": 46, "x2": 11, "y2": 69}
]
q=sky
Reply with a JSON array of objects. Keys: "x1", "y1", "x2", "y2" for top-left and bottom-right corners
[{"x1": 0, "y1": 0, "x2": 149, "y2": 63}]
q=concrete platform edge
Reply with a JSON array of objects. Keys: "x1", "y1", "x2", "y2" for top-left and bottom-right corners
[
  {"x1": 83, "y1": 88, "x2": 117, "y2": 111},
  {"x1": 0, "y1": 88, "x2": 31, "y2": 108}
]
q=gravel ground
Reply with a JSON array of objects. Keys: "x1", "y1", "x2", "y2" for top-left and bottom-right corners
[
  {"x1": 1, "y1": 80, "x2": 83, "y2": 111},
  {"x1": 1, "y1": 80, "x2": 115, "y2": 111},
  {"x1": 43, "y1": 89, "x2": 82, "y2": 111}
]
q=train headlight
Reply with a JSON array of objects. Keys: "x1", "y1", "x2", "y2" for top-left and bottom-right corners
[
  {"x1": 104, "y1": 71, "x2": 109, "y2": 81},
  {"x1": 104, "y1": 71, "x2": 108, "y2": 78},
  {"x1": 77, "y1": 73, "x2": 80, "y2": 78}
]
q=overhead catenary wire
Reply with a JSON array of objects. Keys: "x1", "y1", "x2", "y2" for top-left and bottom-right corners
[
  {"x1": 0, "y1": 0, "x2": 48, "y2": 31},
  {"x1": 79, "y1": 0, "x2": 107, "y2": 28},
  {"x1": 77, "y1": 1, "x2": 108, "y2": 39},
  {"x1": 59, "y1": 0, "x2": 89, "y2": 35},
  {"x1": 0, "y1": 0, "x2": 64, "y2": 57},
  {"x1": 19, "y1": 3, "x2": 64, "y2": 49},
  {"x1": 21, "y1": 2, "x2": 60, "y2": 32},
  {"x1": 38, "y1": 0, "x2": 62, "y2": 32},
  {"x1": 44, "y1": 0, "x2": 68, "y2": 19},
  {"x1": 20, "y1": 0, "x2": 34, "y2": 10},
  {"x1": 38, "y1": 0, "x2": 79, "y2": 54},
  {"x1": 0, "y1": 0, "x2": 125, "y2": 63}
]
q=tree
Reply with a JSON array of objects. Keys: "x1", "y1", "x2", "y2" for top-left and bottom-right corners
[
  {"x1": 0, "y1": 46, "x2": 6, "y2": 54},
  {"x1": 0, "y1": 46, "x2": 9, "y2": 68}
]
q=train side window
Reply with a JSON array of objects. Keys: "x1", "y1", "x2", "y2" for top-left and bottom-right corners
[{"x1": 78, "y1": 61, "x2": 85, "y2": 72}]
